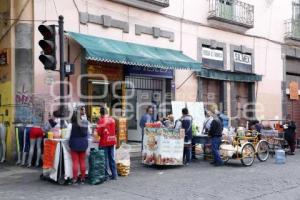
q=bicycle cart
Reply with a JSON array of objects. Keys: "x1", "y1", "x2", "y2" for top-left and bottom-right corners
[{"x1": 220, "y1": 131, "x2": 269, "y2": 166}]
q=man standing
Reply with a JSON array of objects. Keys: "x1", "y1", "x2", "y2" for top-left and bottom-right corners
[
  {"x1": 180, "y1": 108, "x2": 193, "y2": 165},
  {"x1": 284, "y1": 115, "x2": 297, "y2": 155},
  {"x1": 97, "y1": 107, "x2": 118, "y2": 180},
  {"x1": 208, "y1": 110, "x2": 224, "y2": 166},
  {"x1": 139, "y1": 106, "x2": 153, "y2": 150}
]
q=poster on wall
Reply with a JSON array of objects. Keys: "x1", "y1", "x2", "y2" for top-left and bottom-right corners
[
  {"x1": 142, "y1": 128, "x2": 185, "y2": 165},
  {"x1": 289, "y1": 81, "x2": 299, "y2": 100},
  {"x1": 186, "y1": 102, "x2": 206, "y2": 135},
  {"x1": 171, "y1": 101, "x2": 186, "y2": 122}
]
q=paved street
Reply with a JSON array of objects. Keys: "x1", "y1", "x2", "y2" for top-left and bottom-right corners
[{"x1": 0, "y1": 152, "x2": 300, "y2": 200}]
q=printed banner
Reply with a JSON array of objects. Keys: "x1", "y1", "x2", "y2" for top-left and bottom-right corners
[
  {"x1": 142, "y1": 128, "x2": 185, "y2": 165},
  {"x1": 289, "y1": 81, "x2": 299, "y2": 100},
  {"x1": 43, "y1": 140, "x2": 58, "y2": 169}
]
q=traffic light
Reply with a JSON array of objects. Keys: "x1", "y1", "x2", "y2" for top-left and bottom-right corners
[{"x1": 38, "y1": 25, "x2": 56, "y2": 70}]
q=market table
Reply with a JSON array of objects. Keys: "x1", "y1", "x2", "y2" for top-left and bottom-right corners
[
  {"x1": 192, "y1": 135, "x2": 211, "y2": 160},
  {"x1": 41, "y1": 137, "x2": 98, "y2": 184}
]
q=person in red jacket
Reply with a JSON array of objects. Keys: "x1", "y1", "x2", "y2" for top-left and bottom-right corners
[{"x1": 97, "y1": 107, "x2": 118, "y2": 180}]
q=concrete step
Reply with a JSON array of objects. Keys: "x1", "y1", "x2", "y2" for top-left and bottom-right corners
[{"x1": 127, "y1": 142, "x2": 142, "y2": 160}]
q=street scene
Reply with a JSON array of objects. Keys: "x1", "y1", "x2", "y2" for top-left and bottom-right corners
[{"x1": 1, "y1": 0, "x2": 300, "y2": 199}]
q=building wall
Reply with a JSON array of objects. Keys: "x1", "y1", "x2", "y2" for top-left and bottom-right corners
[{"x1": 31, "y1": 0, "x2": 294, "y2": 122}]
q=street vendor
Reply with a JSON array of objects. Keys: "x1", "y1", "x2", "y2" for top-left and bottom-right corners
[
  {"x1": 207, "y1": 109, "x2": 224, "y2": 167},
  {"x1": 175, "y1": 108, "x2": 193, "y2": 166},
  {"x1": 140, "y1": 106, "x2": 154, "y2": 150},
  {"x1": 283, "y1": 115, "x2": 297, "y2": 155}
]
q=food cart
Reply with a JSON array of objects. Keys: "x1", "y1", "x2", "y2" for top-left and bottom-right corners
[{"x1": 142, "y1": 127, "x2": 185, "y2": 166}]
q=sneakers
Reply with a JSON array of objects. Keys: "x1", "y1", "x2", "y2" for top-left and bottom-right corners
[
  {"x1": 79, "y1": 179, "x2": 85, "y2": 185},
  {"x1": 71, "y1": 179, "x2": 78, "y2": 185},
  {"x1": 109, "y1": 175, "x2": 118, "y2": 180},
  {"x1": 214, "y1": 162, "x2": 224, "y2": 167}
]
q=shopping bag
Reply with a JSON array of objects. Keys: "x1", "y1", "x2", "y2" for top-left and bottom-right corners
[
  {"x1": 88, "y1": 148, "x2": 106, "y2": 185},
  {"x1": 116, "y1": 144, "x2": 131, "y2": 176}
]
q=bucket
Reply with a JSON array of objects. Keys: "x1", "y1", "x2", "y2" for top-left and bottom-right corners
[{"x1": 275, "y1": 149, "x2": 286, "y2": 164}]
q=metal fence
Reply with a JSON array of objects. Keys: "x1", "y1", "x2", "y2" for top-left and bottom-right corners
[
  {"x1": 208, "y1": 0, "x2": 254, "y2": 28},
  {"x1": 285, "y1": 19, "x2": 300, "y2": 41}
]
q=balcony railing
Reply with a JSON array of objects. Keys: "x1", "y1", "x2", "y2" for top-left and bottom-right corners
[
  {"x1": 285, "y1": 19, "x2": 300, "y2": 41},
  {"x1": 208, "y1": 0, "x2": 254, "y2": 28}
]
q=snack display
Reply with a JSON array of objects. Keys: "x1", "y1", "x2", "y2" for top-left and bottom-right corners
[
  {"x1": 142, "y1": 128, "x2": 185, "y2": 166},
  {"x1": 117, "y1": 162, "x2": 130, "y2": 176},
  {"x1": 116, "y1": 144, "x2": 131, "y2": 176},
  {"x1": 145, "y1": 122, "x2": 162, "y2": 128}
]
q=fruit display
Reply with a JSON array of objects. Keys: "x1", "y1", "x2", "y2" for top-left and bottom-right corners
[{"x1": 145, "y1": 122, "x2": 162, "y2": 128}]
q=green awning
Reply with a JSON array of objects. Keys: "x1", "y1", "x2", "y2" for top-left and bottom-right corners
[
  {"x1": 197, "y1": 68, "x2": 262, "y2": 82},
  {"x1": 68, "y1": 32, "x2": 201, "y2": 71}
]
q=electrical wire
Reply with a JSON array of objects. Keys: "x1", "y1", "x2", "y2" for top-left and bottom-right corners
[
  {"x1": 0, "y1": 0, "x2": 32, "y2": 43},
  {"x1": 52, "y1": 0, "x2": 59, "y2": 18}
]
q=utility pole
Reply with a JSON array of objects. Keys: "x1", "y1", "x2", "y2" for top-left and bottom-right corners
[{"x1": 58, "y1": 15, "x2": 65, "y2": 128}]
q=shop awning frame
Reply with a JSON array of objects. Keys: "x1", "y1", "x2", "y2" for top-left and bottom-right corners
[
  {"x1": 197, "y1": 68, "x2": 262, "y2": 82},
  {"x1": 68, "y1": 32, "x2": 201, "y2": 71}
]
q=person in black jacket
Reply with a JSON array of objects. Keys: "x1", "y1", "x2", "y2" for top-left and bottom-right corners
[
  {"x1": 69, "y1": 111, "x2": 89, "y2": 184},
  {"x1": 284, "y1": 115, "x2": 297, "y2": 155},
  {"x1": 180, "y1": 108, "x2": 193, "y2": 165},
  {"x1": 208, "y1": 112, "x2": 224, "y2": 166}
]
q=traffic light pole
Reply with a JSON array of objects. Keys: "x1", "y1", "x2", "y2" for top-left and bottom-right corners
[{"x1": 58, "y1": 15, "x2": 65, "y2": 128}]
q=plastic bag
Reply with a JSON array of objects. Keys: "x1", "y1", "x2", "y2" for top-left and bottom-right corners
[
  {"x1": 116, "y1": 144, "x2": 131, "y2": 176},
  {"x1": 192, "y1": 123, "x2": 199, "y2": 136},
  {"x1": 88, "y1": 148, "x2": 106, "y2": 185}
]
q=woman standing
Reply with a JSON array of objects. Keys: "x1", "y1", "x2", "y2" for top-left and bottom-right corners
[{"x1": 69, "y1": 111, "x2": 89, "y2": 184}]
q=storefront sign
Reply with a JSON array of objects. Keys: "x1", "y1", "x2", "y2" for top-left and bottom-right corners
[
  {"x1": 289, "y1": 81, "x2": 299, "y2": 100},
  {"x1": 202, "y1": 47, "x2": 224, "y2": 69},
  {"x1": 124, "y1": 65, "x2": 173, "y2": 79},
  {"x1": 88, "y1": 65, "x2": 123, "y2": 81},
  {"x1": 0, "y1": 50, "x2": 8, "y2": 66},
  {"x1": 233, "y1": 51, "x2": 252, "y2": 73}
]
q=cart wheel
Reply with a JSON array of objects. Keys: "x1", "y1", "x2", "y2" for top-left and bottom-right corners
[
  {"x1": 256, "y1": 140, "x2": 269, "y2": 162},
  {"x1": 241, "y1": 143, "x2": 255, "y2": 166},
  {"x1": 58, "y1": 177, "x2": 66, "y2": 185}
]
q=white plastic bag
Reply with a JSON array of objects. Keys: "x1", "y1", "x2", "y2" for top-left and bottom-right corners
[{"x1": 116, "y1": 144, "x2": 131, "y2": 176}]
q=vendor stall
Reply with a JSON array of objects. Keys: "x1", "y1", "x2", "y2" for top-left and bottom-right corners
[
  {"x1": 142, "y1": 127, "x2": 185, "y2": 165},
  {"x1": 41, "y1": 137, "x2": 98, "y2": 184}
]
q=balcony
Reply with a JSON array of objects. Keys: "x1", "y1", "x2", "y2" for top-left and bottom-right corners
[
  {"x1": 207, "y1": 0, "x2": 254, "y2": 32},
  {"x1": 285, "y1": 19, "x2": 300, "y2": 44},
  {"x1": 111, "y1": 0, "x2": 169, "y2": 11}
]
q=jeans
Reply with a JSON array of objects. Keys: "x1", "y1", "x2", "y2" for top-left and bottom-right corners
[
  {"x1": 102, "y1": 146, "x2": 118, "y2": 179},
  {"x1": 211, "y1": 136, "x2": 223, "y2": 164},
  {"x1": 183, "y1": 146, "x2": 192, "y2": 164},
  {"x1": 286, "y1": 137, "x2": 296, "y2": 153},
  {"x1": 71, "y1": 151, "x2": 86, "y2": 181}
]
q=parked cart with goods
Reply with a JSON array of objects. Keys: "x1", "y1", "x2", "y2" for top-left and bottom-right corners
[{"x1": 220, "y1": 131, "x2": 269, "y2": 166}]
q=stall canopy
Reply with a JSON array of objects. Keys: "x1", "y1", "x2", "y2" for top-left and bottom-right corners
[
  {"x1": 68, "y1": 32, "x2": 201, "y2": 71},
  {"x1": 197, "y1": 68, "x2": 262, "y2": 82}
]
